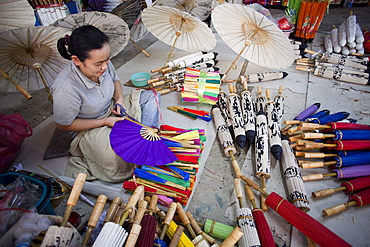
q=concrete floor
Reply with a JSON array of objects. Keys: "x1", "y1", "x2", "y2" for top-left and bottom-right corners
[{"x1": 1, "y1": 5, "x2": 370, "y2": 247}]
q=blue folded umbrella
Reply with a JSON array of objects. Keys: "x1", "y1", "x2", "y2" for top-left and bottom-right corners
[
  {"x1": 311, "y1": 111, "x2": 350, "y2": 125},
  {"x1": 331, "y1": 151, "x2": 370, "y2": 168},
  {"x1": 332, "y1": 129, "x2": 370, "y2": 140},
  {"x1": 305, "y1": 109, "x2": 330, "y2": 122}
]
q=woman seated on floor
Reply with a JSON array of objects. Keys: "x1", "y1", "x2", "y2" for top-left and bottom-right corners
[{"x1": 51, "y1": 25, "x2": 161, "y2": 183}]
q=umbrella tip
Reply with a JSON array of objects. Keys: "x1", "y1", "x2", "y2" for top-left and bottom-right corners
[
  {"x1": 313, "y1": 102, "x2": 321, "y2": 108},
  {"x1": 282, "y1": 71, "x2": 289, "y2": 78},
  {"x1": 236, "y1": 135, "x2": 247, "y2": 148},
  {"x1": 246, "y1": 131, "x2": 255, "y2": 144},
  {"x1": 271, "y1": 145, "x2": 283, "y2": 160}
]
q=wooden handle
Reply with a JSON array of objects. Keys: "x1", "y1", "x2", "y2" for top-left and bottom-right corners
[
  {"x1": 300, "y1": 161, "x2": 325, "y2": 169},
  {"x1": 234, "y1": 178, "x2": 243, "y2": 200},
  {"x1": 135, "y1": 200, "x2": 148, "y2": 223},
  {"x1": 88, "y1": 195, "x2": 107, "y2": 227},
  {"x1": 265, "y1": 89, "x2": 271, "y2": 101},
  {"x1": 169, "y1": 225, "x2": 184, "y2": 247},
  {"x1": 231, "y1": 159, "x2": 242, "y2": 178},
  {"x1": 302, "y1": 174, "x2": 324, "y2": 181},
  {"x1": 0, "y1": 69, "x2": 32, "y2": 99},
  {"x1": 125, "y1": 185, "x2": 144, "y2": 210},
  {"x1": 304, "y1": 153, "x2": 336, "y2": 159},
  {"x1": 302, "y1": 133, "x2": 327, "y2": 139},
  {"x1": 220, "y1": 226, "x2": 244, "y2": 247},
  {"x1": 284, "y1": 120, "x2": 301, "y2": 125},
  {"x1": 176, "y1": 202, "x2": 196, "y2": 238},
  {"x1": 113, "y1": 202, "x2": 127, "y2": 223},
  {"x1": 151, "y1": 66, "x2": 167, "y2": 73},
  {"x1": 228, "y1": 83, "x2": 236, "y2": 94},
  {"x1": 163, "y1": 202, "x2": 177, "y2": 226},
  {"x1": 67, "y1": 173, "x2": 87, "y2": 206},
  {"x1": 312, "y1": 188, "x2": 336, "y2": 198},
  {"x1": 303, "y1": 143, "x2": 325, "y2": 149},
  {"x1": 244, "y1": 184, "x2": 255, "y2": 202},
  {"x1": 186, "y1": 211, "x2": 202, "y2": 235},
  {"x1": 278, "y1": 85, "x2": 283, "y2": 95},
  {"x1": 148, "y1": 194, "x2": 158, "y2": 214},
  {"x1": 322, "y1": 201, "x2": 356, "y2": 216},
  {"x1": 176, "y1": 202, "x2": 190, "y2": 226},
  {"x1": 105, "y1": 197, "x2": 122, "y2": 223},
  {"x1": 148, "y1": 77, "x2": 161, "y2": 84},
  {"x1": 124, "y1": 224, "x2": 142, "y2": 247}
]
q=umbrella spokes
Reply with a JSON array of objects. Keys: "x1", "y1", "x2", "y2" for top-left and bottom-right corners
[{"x1": 11, "y1": 45, "x2": 51, "y2": 66}]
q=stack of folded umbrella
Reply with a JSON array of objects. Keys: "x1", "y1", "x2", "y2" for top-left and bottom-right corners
[
  {"x1": 123, "y1": 124, "x2": 206, "y2": 205},
  {"x1": 146, "y1": 52, "x2": 219, "y2": 95}
]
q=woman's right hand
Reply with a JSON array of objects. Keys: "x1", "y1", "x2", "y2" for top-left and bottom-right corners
[{"x1": 104, "y1": 116, "x2": 125, "y2": 128}]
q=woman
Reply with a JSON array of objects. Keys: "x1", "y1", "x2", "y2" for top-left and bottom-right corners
[{"x1": 52, "y1": 25, "x2": 161, "y2": 183}]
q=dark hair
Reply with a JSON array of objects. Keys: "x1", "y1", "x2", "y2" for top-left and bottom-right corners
[{"x1": 57, "y1": 25, "x2": 109, "y2": 62}]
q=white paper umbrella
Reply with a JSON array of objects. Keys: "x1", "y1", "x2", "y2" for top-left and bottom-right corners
[
  {"x1": 211, "y1": 3, "x2": 295, "y2": 79},
  {"x1": 0, "y1": 26, "x2": 70, "y2": 96},
  {"x1": 0, "y1": 0, "x2": 36, "y2": 32},
  {"x1": 141, "y1": 5, "x2": 216, "y2": 63},
  {"x1": 153, "y1": 0, "x2": 212, "y2": 21},
  {"x1": 51, "y1": 11, "x2": 130, "y2": 58}
]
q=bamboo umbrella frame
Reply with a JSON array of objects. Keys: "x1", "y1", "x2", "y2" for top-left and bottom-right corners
[
  {"x1": 302, "y1": 164, "x2": 370, "y2": 181},
  {"x1": 234, "y1": 178, "x2": 261, "y2": 247}
]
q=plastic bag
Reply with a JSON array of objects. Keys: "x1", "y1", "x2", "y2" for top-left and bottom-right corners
[{"x1": 0, "y1": 113, "x2": 32, "y2": 172}]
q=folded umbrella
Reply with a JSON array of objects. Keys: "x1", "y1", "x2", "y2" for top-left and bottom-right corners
[
  {"x1": 302, "y1": 164, "x2": 370, "y2": 181},
  {"x1": 312, "y1": 176, "x2": 370, "y2": 198},
  {"x1": 240, "y1": 79, "x2": 256, "y2": 144},
  {"x1": 300, "y1": 122, "x2": 370, "y2": 132},
  {"x1": 300, "y1": 151, "x2": 370, "y2": 169},
  {"x1": 301, "y1": 129, "x2": 370, "y2": 141},
  {"x1": 273, "y1": 85, "x2": 285, "y2": 127},
  {"x1": 237, "y1": 175, "x2": 352, "y2": 247},
  {"x1": 323, "y1": 187, "x2": 370, "y2": 217},
  {"x1": 310, "y1": 111, "x2": 350, "y2": 125},
  {"x1": 136, "y1": 195, "x2": 158, "y2": 247},
  {"x1": 228, "y1": 84, "x2": 246, "y2": 148},
  {"x1": 255, "y1": 86, "x2": 266, "y2": 114},
  {"x1": 265, "y1": 89, "x2": 282, "y2": 160},
  {"x1": 218, "y1": 92, "x2": 235, "y2": 138},
  {"x1": 124, "y1": 200, "x2": 148, "y2": 246}
]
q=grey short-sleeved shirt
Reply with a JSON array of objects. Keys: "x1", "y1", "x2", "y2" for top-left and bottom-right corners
[{"x1": 51, "y1": 61, "x2": 120, "y2": 126}]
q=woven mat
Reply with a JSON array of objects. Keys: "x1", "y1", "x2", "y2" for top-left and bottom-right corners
[{"x1": 43, "y1": 128, "x2": 73, "y2": 160}]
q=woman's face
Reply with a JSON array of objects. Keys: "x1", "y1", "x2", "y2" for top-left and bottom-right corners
[{"x1": 72, "y1": 42, "x2": 111, "y2": 82}]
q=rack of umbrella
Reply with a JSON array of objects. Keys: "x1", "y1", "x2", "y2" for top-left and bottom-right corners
[
  {"x1": 295, "y1": 48, "x2": 370, "y2": 86},
  {"x1": 142, "y1": 52, "x2": 220, "y2": 96},
  {"x1": 281, "y1": 102, "x2": 370, "y2": 218}
]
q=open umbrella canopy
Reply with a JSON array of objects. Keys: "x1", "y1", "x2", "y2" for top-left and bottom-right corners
[
  {"x1": 211, "y1": 3, "x2": 295, "y2": 70},
  {"x1": 0, "y1": 0, "x2": 36, "y2": 32},
  {"x1": 0, "y1": 26, "x2": 69, "y2": 93},
  {"x1": 153, "y1": 0, "x2": 212, "y2": 21},
  {"x1": 51, "y1": 11, "x2": 130, "y2": 58},
  {"x1": 141, "y1": 5, "x2": 216, "y2": 53},
  {"x1": 111, "y1": 0, "x2": 143, "y2": 29}
]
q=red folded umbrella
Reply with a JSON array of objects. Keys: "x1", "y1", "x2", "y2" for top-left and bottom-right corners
[
  {"x1": 312, "y1": 176, "x2": 370, "y2": 198},
  {"x1": 325, "y1": 140, "x2": 370, "y2": 151},
  {"x1": 322, "y1": 188, "x2": 370, "y2": 217},
  {"x1": 238, "y1": 175, "x2": 352, "y2": 247}
]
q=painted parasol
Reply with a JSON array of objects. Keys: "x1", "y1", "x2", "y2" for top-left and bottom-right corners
[
  {"x1": 0, "y1": 26, "x2": 70, "y2": 100},
  {"x1": 240, "y1": 79, "x2": 256, "y2": 144},
  {"x1": 300, "y1": 151, "x2": 370, "y2": 169},
  {"x1": 228, "y1": 84, "x2": 246, "y2": 148},
  {"x1": 110, "y1": 118, "x2": 177, "y2": 166},
  {"x1": 0, "y1": 0, "x2": 35, "y2": 32},
  {"x1": 265, "y1": 89, "x2": 282, "y2": 160},
  {"x1": 302, "y1": 164, "x2": 370, "y2": 182},
  {"x1": 141, "y1": 5, "x2": 216, "y2": 64},
  {"x1": 211, "y1": 3, "x2": 295, "y2": 80},
  {"x1": 51, "y1": 11, "x2": 130, "y2": 58},
  {"x1": 153, "y1": 0, "x2": 212, "y2": 21}
]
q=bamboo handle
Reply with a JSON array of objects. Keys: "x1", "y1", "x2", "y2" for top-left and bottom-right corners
[
  {"x1": 148, "y1": 194, "x2": 158, "y2": 215},
  {"x1": 234, "y1": 178, "x2": 243, "y2": 200},
  {"x1": 176, "y1": 202, "x2": 196, "y2": 238},
  {"x1": 278, "y1": 85, "x2": 283, "y2": 95},
  {"x1": 169, "y1": 225, "x2": 184, "y2": 247},
  {"x1": 300, "y1": 123, "x2": 331, "y2": 129},
  {"x1": 312, "y1": 187, "x2": 344, "y2": 198},
  {"x1": 244, "y1": 184, "x2": 255, "y2": 202},
  {"x1": 300, "y1": 161, "x2": 325, "y2": 169},
  {"x1": 119, "y1": 185, "x2": 145, "y2": 226},
  {"x1": 260, "y1": 176, "x2": 268, "y2": 212},
  {"x1": 220, "y1": 226, "x2": 244, "y2": 247},
  {"x1": 322, "y1": 201, "x2": 356, "y2": 216},
  {"x1": 186, "y1": 211, "x2": 216, "y2": 244},
  {"x1": 266, "y1": 89, "x2": 271, "y2": 101},
  {"x1": 285, "y1": 120, "x2": 301, "y2": 125},
  {"x1": 228, "y1": 83, "x2": 236, "y2": 94},
  {"x1": 242, "y1": 79, "x2": 248, "y2": 91},
  {"x1": 0, "y1": 69, "x2": 32, "y2": 99},
  {"x1": 163, "y1": 202, "x2": 177, "y2": 226},
  {"x1": 302, "y1": 173, "x2": 324, "y2": 181},
  {"x1": 124, "y1": 200, "x2": 148, "y2": 247},
  {"x1": 151, "y1": 66, "x2": 168, "y2": 73},
  {"x1": 82, "y1": 195, "x2": 107, "y2": 246},
  {"x1": 304, "y1": 153, "x2": 337, "y2": 159},
  {"x1": 257, "y1": 85, "x2": 262, "y2": 95},
  {"x1": 62, "y1": 173, "x2": 87, "y2": 227},
  {"x1": 105, "y1": 197, "x2": 122, "y2": 223},
  {"x1": 159, "y1": 202, "x2": 177, "y2": 240},
  {"x1": 302, "y1": 133, "x2": 333, "y2": 139},
  {"x1": 113, "y1": 202, "x2": 127, "y2": 223},
  {"x1": 231, "y1": 159, "x2": 242, "y2": 178},
  {"x1": 88, "y1": 195, "x2": 107, "y2": 227}
]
